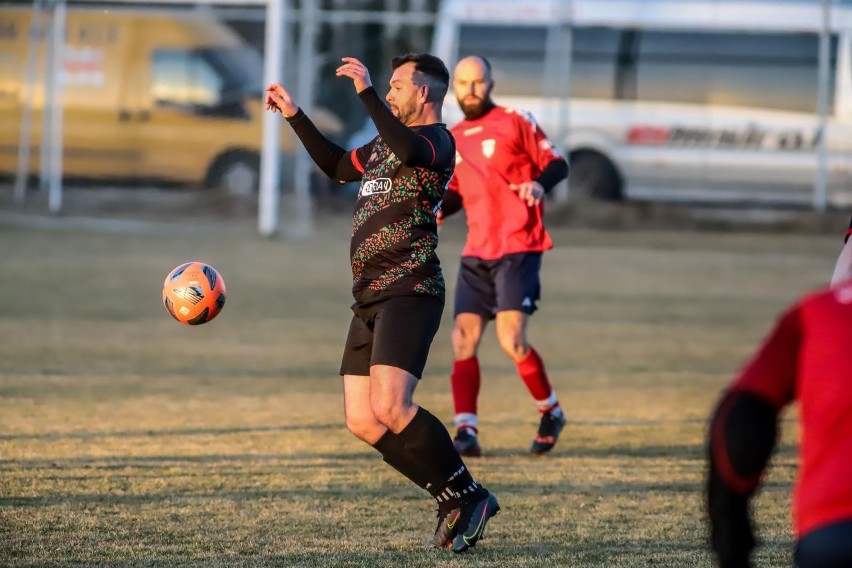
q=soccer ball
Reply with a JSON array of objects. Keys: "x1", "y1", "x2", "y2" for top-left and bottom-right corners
[{"x1": 162, "y1": 262, "x2": 226, "y2": 325}]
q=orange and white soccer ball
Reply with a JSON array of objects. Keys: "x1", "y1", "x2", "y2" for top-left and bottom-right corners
[{"x1": 162, "y1": 262, "x2": 226, "y2": 325}]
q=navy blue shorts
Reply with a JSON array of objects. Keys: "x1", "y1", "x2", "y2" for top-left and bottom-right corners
[
  {"x1": 795, "y1": 518, "x2": 852, "y2": 568},
  {"x1": 453, "y1": 253, "x2": 542, "y2": 319},
  {"x1": 339, "y1": 294, "x2": 444, "y2": 380}
]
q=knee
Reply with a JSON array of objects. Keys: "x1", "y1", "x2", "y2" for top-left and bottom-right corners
[
  {"x1": 370, "y1": 399, "x2": 409, "y2": 433},
  {"x1": 497, "y1": 332, "x2": 528, "y2": 362},
  {"x1": 345, "y1": 414, "x2": 383, "y2": 444},
  {"x1": 452, "y1": 323, "x2": 481, "y2": 359}
]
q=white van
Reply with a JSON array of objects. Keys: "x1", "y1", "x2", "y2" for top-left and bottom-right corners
[{"x1": 432, "y1": 0, "x2": 852, "y2": 206}]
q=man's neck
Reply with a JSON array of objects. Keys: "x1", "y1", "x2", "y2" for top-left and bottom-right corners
[{"x1": 407, "y1": 106, "x2": 441, "y2": 127}]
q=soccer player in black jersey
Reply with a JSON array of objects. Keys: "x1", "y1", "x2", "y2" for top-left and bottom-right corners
[{"x1": 265, "y1": 53, "x2": 499, "y2": 552}]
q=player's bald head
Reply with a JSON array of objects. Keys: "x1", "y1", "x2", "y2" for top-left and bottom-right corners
[
  {"x1": 453, "y1": 55, "x2": 495, "y2": 120},
  {"x1": 454, "y1": 56, "x2": 493, "y2": 84}
]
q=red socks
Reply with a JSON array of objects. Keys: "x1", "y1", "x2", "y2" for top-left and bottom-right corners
[
  {"x1": 453, "y1": 348, "x2": 558, "y2": 433},
  {"x1": 517, "y1": 347, "x2": 558, "y2": 412},
  {"x1": 451, "y1": 357, "x2": 480, "y2": 430}
]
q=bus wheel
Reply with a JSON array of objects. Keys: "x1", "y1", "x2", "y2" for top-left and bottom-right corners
[
  {"x1": 207, "y1": 152, "x2": 260, "y2": 197},
  {"x1": 569, "y1": 151, "x2": 623, "y2": 202}
]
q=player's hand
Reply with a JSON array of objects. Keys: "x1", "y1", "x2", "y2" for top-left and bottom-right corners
[
  {"x1": 509, "y1": 181, "x2": 545, "y2": 206},
  {"x1": 265, "y1": 83, "x2": 299, "y2": 117},
  {"x1": 336, "y1": 57, "x2": 373, "y2": 94},
  {"x1": 436, "y1": 208, "x2": 445, "y2": 226}
]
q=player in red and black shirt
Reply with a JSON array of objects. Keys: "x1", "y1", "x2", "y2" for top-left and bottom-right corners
[
  {"x1": 707, "y1": 271, "x2": 852, "y2": 566},
  {"x1": 265, "y1": 53, "x2": 498, "y2": 553},
  {"x1": 438, "y1": 56, "x2": 569, "y2": 457}
]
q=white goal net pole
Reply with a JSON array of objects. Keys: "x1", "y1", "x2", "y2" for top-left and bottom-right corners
[{"x1": 258, "y1": 0, "x2": 286, "y2": 237}]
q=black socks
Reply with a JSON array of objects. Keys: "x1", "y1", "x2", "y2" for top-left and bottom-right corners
[{"x1": 372, "y1": 407, "x2": 486, "y2": 510}]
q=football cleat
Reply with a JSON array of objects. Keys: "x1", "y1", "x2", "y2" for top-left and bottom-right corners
[
  {"x1": 426, "y1": 507, "x2": 461, "y2": 549},
  {"x1": 530, "y1": 408, "x2": 567, "y2": 455},
  {"x1": 452, "y1": 489, "x2": 500, "y2": 553},
  {"x1": 453, "y1": 429, "x2": 482, "y2": 457}
]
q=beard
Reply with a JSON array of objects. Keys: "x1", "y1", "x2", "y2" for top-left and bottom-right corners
[
  {"x1": 458, "y1": 95, "x2": 494, "y2": 120},
  {"x1": 390, "y1": 101, "x2": 415, "y2": 125}
]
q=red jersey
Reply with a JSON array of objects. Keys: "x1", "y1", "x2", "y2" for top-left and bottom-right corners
[
  {"x1": 449, "y1": 106, "x2": 563, "y2": 260},
  {"x1": 730, "y1": 280, "x2": 852, "y2": 536}
]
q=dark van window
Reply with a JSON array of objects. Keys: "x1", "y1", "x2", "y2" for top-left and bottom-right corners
[
  {"x1": 457, "y1": 24, "x2": 548, "y2": 96},
  {"x1": 635, "y1": 31, "x2": 836, "y2": 113},
  {"x1": 571, "y1": 28, "x2": 620, "y2": 99}
]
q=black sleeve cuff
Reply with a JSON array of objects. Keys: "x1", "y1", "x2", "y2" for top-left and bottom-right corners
[{"x1": 535, "y1": 158, "x2": 569, "y2": 193}]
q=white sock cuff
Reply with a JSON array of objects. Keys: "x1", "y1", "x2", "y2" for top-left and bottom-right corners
[
  {"x1": 454, "y1": 413, "x2": 478, "y2": 430},
  {"x1": 534, "y1": 392, "x2": 558, "y2": 410}
]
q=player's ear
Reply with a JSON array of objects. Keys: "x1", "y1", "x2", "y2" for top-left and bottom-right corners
[{"x1": 419, "y1": 84, "x2": 429, "y2": 103}]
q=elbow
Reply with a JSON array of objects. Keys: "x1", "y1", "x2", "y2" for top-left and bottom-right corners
[{"x1": 320, "y1": 165, "x2": 340, "y2": 180}]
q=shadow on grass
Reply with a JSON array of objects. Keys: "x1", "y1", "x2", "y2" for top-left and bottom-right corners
[
  {"x1": 478, "y1": 441, "x2": 796, "y2": 460},
  {"x1": 0, "y1": 539, "x2": 720, "y2": 568},
  {"x1": 0, "y1": 449, "x2": 376, "y2": 471},
  {"x1": 0, "y1": 423, "x2": 343, "y2": 442}
]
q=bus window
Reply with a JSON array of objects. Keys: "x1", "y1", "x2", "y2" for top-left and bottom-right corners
[
  {"x1": 457, "y1": 24, "x2": 548, "y2": 96},
  {"x1": 571, "y1": 28, "x2": 620, "y2": 99},
  {"x1": 635, "y1": 31, "x2": 837, "y2": 113}
]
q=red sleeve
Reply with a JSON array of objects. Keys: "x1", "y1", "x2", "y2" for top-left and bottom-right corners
[
  {"x1": 730, "y1": 305, "x2": 801, "y2": 409},
  {"x1": 516, "y1": 110, "x2": 565, "y2": 174},
  {"x1": 448, "y1": 151, "x2": 460, "y2": 191},
  {"x1": 351, "y1": 139, "x2": 375, "y2": 175},
  {"x1": 845, "y1": 215, "x2": 852, "y2": 242}
]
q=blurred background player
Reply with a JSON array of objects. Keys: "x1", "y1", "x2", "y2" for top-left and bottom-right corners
[
  {"x1": 265, "y1": 53, "x2": 498, "y2": 552},
  {"x1": 706, "y1": 257, "x2": 852, "y2": 567},
  {"x1": 830, "y1": 216, "x2": 852, "y2": 286},
  {"x1": 438, "y1": 56, "x2": 569, "y2": 457}
]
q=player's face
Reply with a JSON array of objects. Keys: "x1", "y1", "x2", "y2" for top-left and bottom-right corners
[
  {"x1": 453, "y1": 59, "x2": 493, "y2": 120},
  {"x1": 386, "y1": 62, "x2": 422, "y2": 126}
]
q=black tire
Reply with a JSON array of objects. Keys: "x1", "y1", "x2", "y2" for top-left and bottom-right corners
[
  {"x1": 206, "y1": 152, "x2": 260, "y2": 196},
  {"x1": 568, "y1": 151, "x2": 623, "y2": 202}
]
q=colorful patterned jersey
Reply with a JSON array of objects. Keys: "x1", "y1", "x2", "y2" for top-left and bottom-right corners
[
  {"x1": 449, "y1": 106, "x2": 564, "y2": 260},
  {"x1": 348, "y1": 124, "x2": 455, "y2": 304}
]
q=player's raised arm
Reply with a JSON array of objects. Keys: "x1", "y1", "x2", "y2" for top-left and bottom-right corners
[
  {"x1": 338, "y1": 55, "x2": 453, "y2": 170},
  {"x1": 266, "y1": 82, "x2": 362, "y2": 183}
]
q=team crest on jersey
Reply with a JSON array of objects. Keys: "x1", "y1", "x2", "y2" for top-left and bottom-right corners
[
  {"x1": 481, "y1": 138, "x2": 496, "y2": 158},
  {"x1": 360, "y1": 177, "x2": 393, "y2": 196}
]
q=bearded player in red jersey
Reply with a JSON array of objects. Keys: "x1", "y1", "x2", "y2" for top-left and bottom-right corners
[
  {"x1": 438, "y1": 56, "x2": 569, "y2": 457},
  {"x1": 707, "y1": 246, "x2": 852, "y2": 567}
]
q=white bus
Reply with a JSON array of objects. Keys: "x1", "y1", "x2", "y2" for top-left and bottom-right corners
[{"x1": 432, "y1": 0, "x2": 852, "y2": 207}]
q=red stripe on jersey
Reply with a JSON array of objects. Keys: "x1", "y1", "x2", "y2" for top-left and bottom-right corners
[
  {"x1": 350, "y1": 149, "x2": 365, "y2": 174},
  {"x1": 419, "y1": 134, "x2": 437, "y2": 166},
  {"x1": 845, "y1": 228, "x2": 852, "y2": 243}
]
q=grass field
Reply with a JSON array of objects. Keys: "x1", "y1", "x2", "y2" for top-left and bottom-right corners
[{"x1": 0, "y1": 215, "x2": 841, "y2": 567}]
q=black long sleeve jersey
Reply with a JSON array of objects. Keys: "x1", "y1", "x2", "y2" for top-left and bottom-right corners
[{"x1": 286, "y1": 87, "x2": 455, "y2": 304}]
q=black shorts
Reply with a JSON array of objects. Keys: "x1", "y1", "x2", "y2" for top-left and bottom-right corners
[
  {"x1": 339, "y1": 294, "x2": 444, "y2": 380},
  {"x1": 453, "y1": 253, "x2": 542, "y2": 319},
  {"x1": 795, "y1": 518, "x2": 852, "y2": 568}
]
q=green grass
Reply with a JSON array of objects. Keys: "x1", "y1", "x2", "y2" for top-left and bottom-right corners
[{"x1": 0, "y1": 216, "x2": 839, "y2": 567}]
